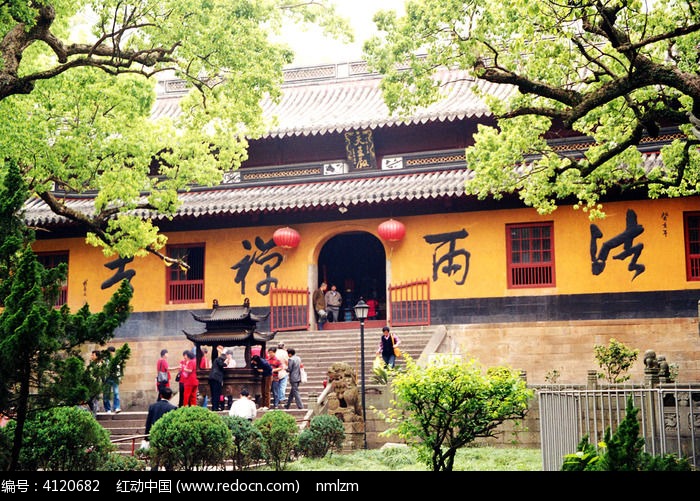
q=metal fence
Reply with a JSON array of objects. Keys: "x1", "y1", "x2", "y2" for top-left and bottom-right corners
[{"x1": 538, "y1": 386, "x2": 700, "y2": 471}]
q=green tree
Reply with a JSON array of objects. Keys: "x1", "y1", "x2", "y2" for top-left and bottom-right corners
[
  {"x1": 0, "y1": 1, "x2": 351, "y2": 264},
  {"x1": 380, "y1": 354, "x2": 533, "y2": 472},
  {"x1": 0, "y1": 160, "x2": 133, "y2": 471},
  {"x1": 363, "y1": 0, "x2": 700, "y2": 219},
  {"x1": 594, "y1": 338, "x2": 639, "y2": 384}
]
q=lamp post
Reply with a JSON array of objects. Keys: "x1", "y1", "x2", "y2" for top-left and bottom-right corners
[{"x1": 353, "y1": 299, "x2": 369, "y2": 449}]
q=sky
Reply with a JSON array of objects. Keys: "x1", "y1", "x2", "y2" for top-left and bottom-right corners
[{"x1": 283, "y1": 0, "x2": 406, "y2": 67}]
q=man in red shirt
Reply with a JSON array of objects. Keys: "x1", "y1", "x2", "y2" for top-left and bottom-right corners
[{"x1": 266, "y1": 347, "x2": 283, "y2": 409}]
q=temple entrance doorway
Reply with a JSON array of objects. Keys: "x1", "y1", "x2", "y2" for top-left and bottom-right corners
[{"x1": 318, "y1": 232, "x2": 386, "y2": 322}]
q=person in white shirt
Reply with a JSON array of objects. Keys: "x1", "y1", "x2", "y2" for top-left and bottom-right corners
[{"x1": 229, "y1": 388, "x2": 257, "y2": 421}]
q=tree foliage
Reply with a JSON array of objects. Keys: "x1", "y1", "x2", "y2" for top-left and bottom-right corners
[
  {"x1": 0, "y1": 160, "x2": 133, "y2": 471},
  {"x1": 364, "y1": 0, "x2": 700, "y2": 218},
  {"x1": 379, "y1": 354, "x2": 533, "y2": 472},
  {"x1": 0, "y1": 0, "x2": 351, "y2": 263},
  {"x1": 594, "y1": 337, "x2": 639, "y2": 384}
]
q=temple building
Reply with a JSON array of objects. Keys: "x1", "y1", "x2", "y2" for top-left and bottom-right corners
[{"x1": 24, "y1": 61, "x2": 700, "y2": 404}]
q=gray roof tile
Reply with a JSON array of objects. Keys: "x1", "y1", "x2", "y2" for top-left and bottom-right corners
[
  {"x1": 151, "y1": 63, "x2": 503, "y2": 138},
  {"x1": 23, "y1": 169, "x2": 472, "y2": 226}
]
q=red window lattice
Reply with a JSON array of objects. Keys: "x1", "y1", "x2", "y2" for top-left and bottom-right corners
[{"x1": 506, "y1": 222, "x2": 555, "y2": 288}]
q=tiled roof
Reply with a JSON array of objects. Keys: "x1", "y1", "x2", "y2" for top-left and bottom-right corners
[
  {"x1": 23, "y1": 168, "x2": 473, "y2": 226},
  {"x1": 23, "y1": 150, "x2": 666, "y2": 226},
  {"x1": 23, "y1": 61, "x2": 668, "y2": 227},
  {"x1": 151, "y1": 62, "x2": 511, "y2": 138},
  {"x1": 182, "y1": 329, "x2": 278, "y2": 345}
]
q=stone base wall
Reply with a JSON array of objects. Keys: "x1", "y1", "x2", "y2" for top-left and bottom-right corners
[{"x1": 443, "y1": 317, "x2": 700, "y2": 384}]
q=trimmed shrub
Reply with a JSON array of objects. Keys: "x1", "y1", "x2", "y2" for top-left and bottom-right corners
[
  {"x1": 149, "y1": 406, "x2": 230, "y2": 471},
  {"x1": 254, "y1": 410, "x2": 298, "y2": 471},
  {"x1": 297, "y1": 414, "x2": 345, "y2": 459},
  {"x1": 13, "y1": 406, "x2": 113, "y2": 471},
  {"x1": 98, "y1": 452, "x2": 147, "y2": 471},
  {"x1": 222, "y1": 415, "x2": 264, "y2": 470}
]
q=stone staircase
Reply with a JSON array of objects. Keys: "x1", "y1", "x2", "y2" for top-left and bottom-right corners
[{"x1": 98, "y1": 325, "x2": 438, "y2": 454}]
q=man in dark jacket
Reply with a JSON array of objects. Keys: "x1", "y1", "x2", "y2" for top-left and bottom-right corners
[
  {"x1": 144, "y1": 386, "x2": 177, "y2": 471},
  {"x1": 208, "y1": 345, "x2": 227, "y2": 411},
  {"x1": 145, "y1": 386, "x2": 177, "y2": 435},
  {"x1": 251, "y1": 354, "x2": 273, "y2": 409}
]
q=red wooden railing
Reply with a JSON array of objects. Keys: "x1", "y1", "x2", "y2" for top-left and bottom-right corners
[
  {"x1": 388, "y1": 278, "x2": 431, "y2": 326},
  {"x1": 270, "y1": 286, "x2": 309, "y2": 332},
  {"x1": 167, "y1": 280, "x2": 204, "y2": 304}
]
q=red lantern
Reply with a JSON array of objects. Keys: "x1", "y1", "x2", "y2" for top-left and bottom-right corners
[
  {"x1": 378, "y1": 219, "x2": 406, "y2": 242},
  {"x1": 273, "y1": 227, "x2": 301, "y2": 249}
]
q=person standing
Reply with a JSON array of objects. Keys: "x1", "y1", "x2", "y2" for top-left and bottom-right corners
[
  {"x1": 376, "y1": 326, "x2": 402, "y2": 369},
  {"x1": 199, "y1": 347, "x2": 211, "y2": 408},
  {"x1": 228, "y1": 388, "x2": 257, "y2": 421},
  {"x1": 284, "y1": 348, "x2": 304, "y2": 410},
  {"x1": 208, "y1": 345, "x2": 227, "y2": 411},
  {"x1": 87, "y1": 350, "x2": 104, "y2": 415},
  {"x1": 156, "y1": 349, "x2": 172, "y2": 393},
  {"x1": 144, "y1": 386, "x2": 177, "y2": 471},
  {"x1": 275, "y1": 342, "x2": 289, "y2": 405},
  {"x1": 102, "y1": 346, "x2": 122, "y2": 414},
  {"x1": 266, "y1": 347, "x2": 283, "y2": 409},
  {"x1": 367, "y1": 296, "x2": 379, "y2": 320},
  {"x1": 177, "y1": 350, "x2": 189, "y2": 407},
  {"x1": 324, "y1": 284, "x2": 342, "y2": 323},
  {"x1": 180, "y1": 350, "x2": 199, "y2": 406},
  {"x1": 312, "y1": 282, "x2": 328, "y2": 329},
  {"x1": 251, "y1": 354, "x2": 273, "y2": 409},
  {"x1": 145, "y1": 386, "x2": 177, "y2": 435}
]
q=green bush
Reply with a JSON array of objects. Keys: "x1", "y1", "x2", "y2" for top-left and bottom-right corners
[
  {"x1": 222, "y1": 415, "x2": 264, "y2": 470},
  {"x1": 254, "y1": 410, "x2": 298, "y2": 471},
  {"x1": 297, "y1": 414, "x2": 345, "y2": 459},
  {"x1": 561, "y1": 396, "x2": 692, "y2": 471},
  {"x1": 12, "y1": 406, "x2": 114, "y2": 471},
  {"x1": 149, "y1": 406, "x2": 230, "y2": 471},
  {"x1": 98, "y1": 452, "x2": 147, "y2": 471}
]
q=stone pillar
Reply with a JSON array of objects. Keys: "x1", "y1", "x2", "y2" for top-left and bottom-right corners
[{"x1": 587, "y1": 370, "x2": 598, "y2": 389}]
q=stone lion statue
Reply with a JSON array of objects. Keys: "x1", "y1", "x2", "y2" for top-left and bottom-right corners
[{"x1": 326, "y1": 362, "x2": 363, "y2": 422}]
